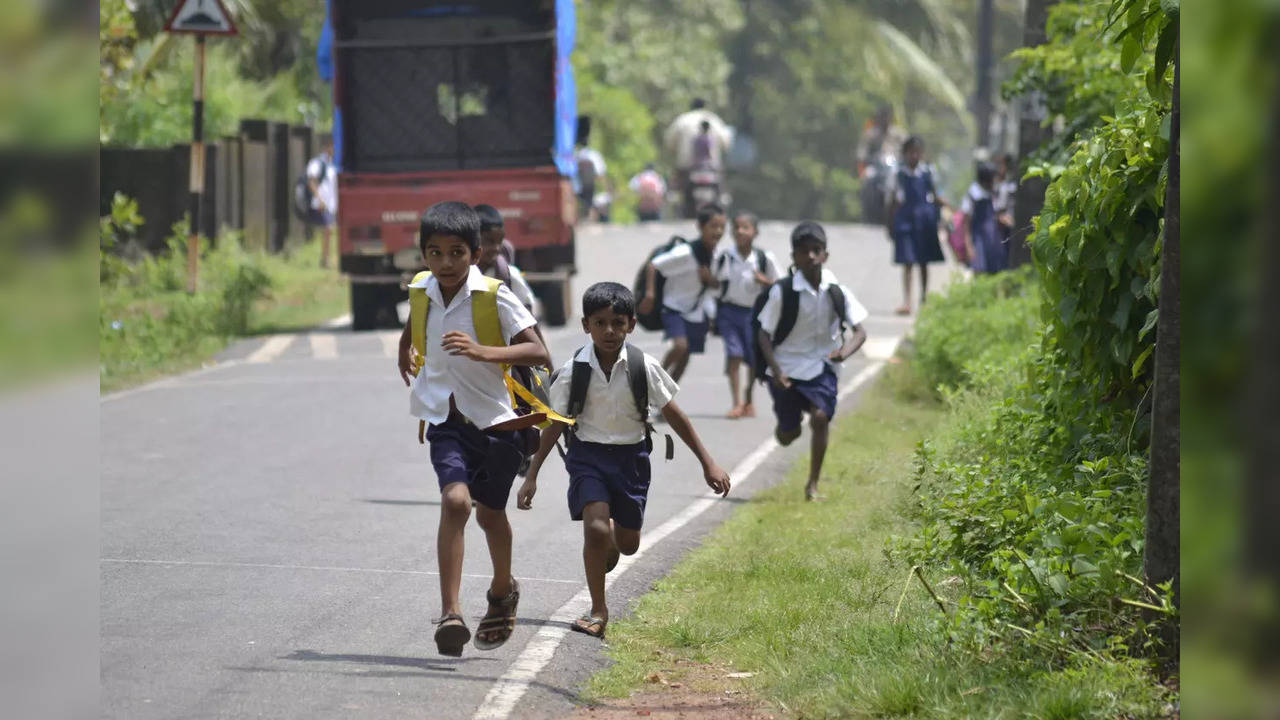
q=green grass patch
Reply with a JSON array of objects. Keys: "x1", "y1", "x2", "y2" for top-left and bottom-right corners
[
  {"x1": 586, "y1": 359, "x2": 1170, "y2": 718},
  {"x1": 100, "y1": 234, "x2": 347, "y2": 393}
]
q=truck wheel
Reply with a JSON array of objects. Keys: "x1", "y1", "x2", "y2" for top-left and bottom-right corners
[
  {"x1": 532, "y1": 281, "x2": 568, "y2": 327},
  {"x1": 351, "y1": 283, "x2": 379, "y2": 331}
]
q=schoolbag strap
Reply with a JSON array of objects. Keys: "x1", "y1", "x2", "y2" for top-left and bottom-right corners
[
  {"x1": 625, "y1": 344, "x2": 648, "y2": 425},
  {"x1": 755, "y1": 248, "x2": 768, "y2": 276},
  {"x1": 772, "y1": 274, "x2": 801, "y2": 347},
  {"x1": 827, "y1": 284, "x2": 851, "y2": 334}
]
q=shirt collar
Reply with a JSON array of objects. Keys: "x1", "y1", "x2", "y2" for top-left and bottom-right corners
[
  {"x1": 791, "y1": 269, "x2": 830, "y2": 294},
  {"x1": 415, "y1": 265, "x2": 486, "y2": 305},
  {"x1": 576, "y1": 343, "x2": 629, "y2": 376}
]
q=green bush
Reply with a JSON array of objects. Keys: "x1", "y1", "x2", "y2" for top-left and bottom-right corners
[{"x1": 912, "y1": 267, "x2": 1040, "y2": 393}]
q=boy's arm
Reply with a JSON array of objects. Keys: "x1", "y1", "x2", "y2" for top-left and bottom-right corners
[
  {"x1": 756, "y1": 330, "x2": 790, "y2": 389},
  {"x1": 830, "y1": 324, "x2": 868, "y2": 362},
  {"x1": 440, "y1": 326, "x2": 550, "y2": 367},
  {"x1": 638, "y1": 263, "x2": 659, "y2": 314},
  {"x1": 398, "y1": 318, "x2": 416, "y2": 386},
  {"x1": 517, "y1": 422, "x2": 565, "y2": 510},
  {"x1": 659, "y1": 400, "x2": 730, "y2": 496}
]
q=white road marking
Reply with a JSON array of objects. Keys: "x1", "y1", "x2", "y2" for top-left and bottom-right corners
[
  {"x1": 860, "y1": 336, "x2": 900, "y2": 361},
  {"x1": 323, "y1": 314, "x2": 352, "y2": 329},
  {"x1": 472, "y1": 359, "x2": 890, "y2": 720},
  {"x1": 99, "y1": 558, "x2": 581, "y2": 585},
  {"x1": 379, "y1": 331, "x2": 400, "y2": 358},
  {"x1": 246, "y1": 335, "x2": 294, "y2": 364},
  {"x1": 309, "y1": 333, "x2": 338, "y2": 360}
]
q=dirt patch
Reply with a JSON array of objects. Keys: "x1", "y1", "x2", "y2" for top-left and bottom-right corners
[{"x1": 569, "y1": 659, "x2": 777, "y2": 720}]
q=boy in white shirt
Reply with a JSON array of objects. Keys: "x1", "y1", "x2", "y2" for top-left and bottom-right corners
[
  {"x1": 713, "y1": 210, "x2": 781, "y2": 419},
  {"x1": 517, "y1": 282, "x2": 731, "y2": 638},
  {"x1": 396, "y1": 202, "x2": 551, "y2": 657},
  {"x1": 638, "y1": 203, "x2": 727, "y2": 382},
  {"x1": 473, "y1": 204, "x2": 538, "y2": 312},
  {"x1": 756, "y1": 221, "x2": 869, "y2": 501}
]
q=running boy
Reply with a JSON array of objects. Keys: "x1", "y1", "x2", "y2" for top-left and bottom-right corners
[
  {"x1": 517, "y1": 282, "x2": 731, "y2": 638},
  {"x1": 638, "y1": 203, "x2": 727, "y2": 382},
  {"x1": 757, "y1": 221, "x2": 868, "y2": 501},
  {"x1": 474, "y1": 204, "x2": 537, "y2": 312},
  {"x1": 396, "y1": 201, "x2": 551, "y2": 657},
  {"x1": 714, "y1": 211, "x2": 781, "y2": 418}
]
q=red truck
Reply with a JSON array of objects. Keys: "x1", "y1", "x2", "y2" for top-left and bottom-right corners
[{"x1": 319, "y1": 0, "x2": 579, "y2": 329}]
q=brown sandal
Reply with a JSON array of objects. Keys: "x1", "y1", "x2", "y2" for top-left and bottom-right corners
[
  {"x1": 473, "y1": 580, "x2": 520, "y2": 650},
  {"x1": 433, "y1": 613, "x2": 470, "y2": 657},
  {"x1": 570, "y1": 615, "x2": 607, "y2": 638}
]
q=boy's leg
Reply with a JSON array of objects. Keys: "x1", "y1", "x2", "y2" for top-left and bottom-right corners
[
  {"x1": 474, "y1": 504, "x2": 515, "y2": 599},
  {"x1": 581, "y1": 502, "x2": 614, "y2": 620},
  {"x1": 919, "y1": 264, "x2": 930, "y2": 304},
  {"x1": 898, "y1": 264, "x2": 913, "y2": 313},
  {"x1": 769, "y1": 381, "x2": 804, "y2": 446},
  {"x1": 726, "y1": 357, "x2": 743, "y2": 416},
  {"x1": 663, "y1": 337, "x2": 690, "y2": 382},
  {"x1": 806, "y1": 409, "x2": 830, "y2": 501},
  {"x1": 438, "y1": 481, "x2": 473, "y2": 615},
  {"x1": 613, "y1": 524, "x2": 641, "y2": 556}
]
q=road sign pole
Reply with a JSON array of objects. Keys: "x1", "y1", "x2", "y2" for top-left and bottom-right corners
[{"x1": 187, "y1": 34, "x2": 206, "y2": 294}]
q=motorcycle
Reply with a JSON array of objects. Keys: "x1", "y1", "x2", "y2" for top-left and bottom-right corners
[{"x1": 684, "y1": 165, "x2": 722, "y2": 217}]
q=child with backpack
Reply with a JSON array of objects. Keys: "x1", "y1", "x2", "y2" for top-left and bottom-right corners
[
  {"x1": 962, "y1": 162, "x2": 1007, "y2": 274},
  {"x1": 396, "y1": 202, "x2": 552, "y2": 657},
  {"x1": 473, "y1": 204, "x2": 537, "y2": 312},
  {"x1": 713, "y1": 211, "x2": 781, "y2": 419},
  {"x1": 517, "y1": 282, "x2": 731, "y2": 639},
  {"x1": 638, "y1": 203, "x2": 727, "y2": 383},
  {"x1": 755, "y1": 221, "x2": 868, "y2": 501}
]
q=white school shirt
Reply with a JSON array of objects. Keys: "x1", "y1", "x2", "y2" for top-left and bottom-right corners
[
  {"x1": 549, "y1": 345, "x2": 678, "y2": 445},
  {"x1": 408, "y1": 266, "x2": 537, "y2": 427},
  {"x1": 483, "y1": 262, "x2": 536, "y2": 311},
  {"x1": 756, "y1": 268, "x2": 868, "y2": 382},
  {"x1": 306, "y1": 152, "x2": 337, "y2": 212},
  {"x1": 714, "y1": 244, "x2": 782, "y2": 307},
  {"x1": 651, "y1": 242, "x2": 713, "y2": 322}
]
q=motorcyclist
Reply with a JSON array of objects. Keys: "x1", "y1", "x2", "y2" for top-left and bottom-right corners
[{"x1": 664, "y1": 98, "x2": 732, "y2": 196}]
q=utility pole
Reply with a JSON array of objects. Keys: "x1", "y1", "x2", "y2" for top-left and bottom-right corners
[
  {"x1": 975, "y1": 0, "x2": 995, "y2": 150},
  {"x1": 1008, "y1": 0, "x2": 1058, "y2": 267}
]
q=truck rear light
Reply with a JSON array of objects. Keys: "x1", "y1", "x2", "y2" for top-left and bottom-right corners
[{"x1": 348, "y1": 224, "x2": 381, "y2": 241}]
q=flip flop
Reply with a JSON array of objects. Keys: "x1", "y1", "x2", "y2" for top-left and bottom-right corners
[
  {"x1": 473, "y1": 580, "x2": 520, "y2": 651},
  {"x1": 570, "y1": 615, "x2": 608, "y2": 638},
  {"x1": 433, "y1": 613, "x2": 470, "y2": 657}
]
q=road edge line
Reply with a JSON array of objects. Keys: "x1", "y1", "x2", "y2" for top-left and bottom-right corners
[{"x1": 471, "y1": 356, "x2": 891, "y2": 720}]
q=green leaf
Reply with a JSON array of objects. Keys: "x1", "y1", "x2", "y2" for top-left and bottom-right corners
[
  {"x1": 1047, "y1": 574, "x2": 1069, "y2": 595},
  {"x1": 1131, "y1": 344, "x2": 1154, "y2": 378},
  {"x1": 1138, "y1": 308, "x2": 1159, "y2": 339},
  {"x1": 1121, "y1": 35, "x2": 1142, "y2": 74},
  {"x1": 1153, "y1": 17, "x2": 1177, "y2": 84}
]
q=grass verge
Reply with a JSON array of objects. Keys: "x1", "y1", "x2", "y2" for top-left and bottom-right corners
[
  {"x1": 585, "y1": 359, "x2": 1170, "y2": 718},
  {"x1": 100, "y1": 238, "x2": 347, "y2": 393}
]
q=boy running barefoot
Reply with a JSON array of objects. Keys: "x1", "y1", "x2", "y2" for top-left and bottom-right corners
[
  {"x1": 756, "y1": 221, "x2": 868, "y2": 501},
  {"x1": 713, "y1": 210, "x2": 780, "y2": 418},
  {"x1": 397, "y1": 202, "x2": 551, "y2": 656},
  {"x1": 517, "y1": 282, "x2": 731, "y2": 638}
]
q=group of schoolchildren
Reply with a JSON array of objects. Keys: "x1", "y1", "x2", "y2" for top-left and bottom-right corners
[
  {"x1": 397, "y1": 197, "x2": 869, "y2": 657},
  {"x1": 888, "y1": 135, "x2": 1019, "y2": 315}
]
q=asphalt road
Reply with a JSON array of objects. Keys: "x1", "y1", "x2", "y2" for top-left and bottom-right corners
[{"x1": 100, "y1": 220, "x2": 948, "y2": 719}]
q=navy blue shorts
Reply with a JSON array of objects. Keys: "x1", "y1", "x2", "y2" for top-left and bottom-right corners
[
  {"x1": 566, "y1": 440, "x2": 652, "y2": 531},
  {"x1": 661, "y1": 309, "x2": 709, "y2": 354},
  {"x1": 717, "y1": 303, "x2": 754, "y2": 364},
  {"x1": 426, "y1": 415, "x2": 524, "y2": 511},
  {"x1": 768, "y1": 366, "x2": 838, "y2": 433}
]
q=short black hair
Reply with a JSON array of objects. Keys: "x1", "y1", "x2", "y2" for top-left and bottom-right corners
[
  {"x1": 790, "y1": 220, "x2": 827, "y2": 249},
  {"x1": 473, "y1": 204, "x2": 504, "y2": 231},
  {"x1": 732, "y1": 210, "x2": 759, "y2": 232},
  {"x1": 582, "y1": 282, "x2": 635, "y2": 318},
  {"x1": 420, "y1": 201, "x2": 480, "y2": 252},
  {"x1": 699, "y1": 120, "x2": 711, "y2": 131},
  {"x1": 902, "y1": 135, "x2": 924, "y2": 154},
  {"x1": 691, "y1": 98, "x2": 706, "y2": 110},
  {"x1": 696, "y1": 202, "x2": 727, "y2": 227},
  {"x1": 977, "y1": 161, "x2": 997, "y2": 186}
]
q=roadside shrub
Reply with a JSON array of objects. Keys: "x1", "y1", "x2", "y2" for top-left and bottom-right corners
[{"x1": 912, "y1": 267, "x2": 1039, "y2": 394}]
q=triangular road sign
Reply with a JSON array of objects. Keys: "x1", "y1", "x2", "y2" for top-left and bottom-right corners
[{"x1": 164, "y1": 0, "x2": 238, "y2": 36}]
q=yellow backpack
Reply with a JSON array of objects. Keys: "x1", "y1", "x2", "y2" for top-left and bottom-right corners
[{"x1": 408, "y1": 270, "x2": 571, "y2": 443}]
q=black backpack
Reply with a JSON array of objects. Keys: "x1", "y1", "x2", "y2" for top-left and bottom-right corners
[
  {"x1": 292, "y1": 156, "x2": 327, "y2": 221},
  {"x1": 632, "y1": 236, "x2": 713, "y2": 331},
  {"x1": 750, "y1": 273, "x2": 852, "y2": 382},
  {"x1": 561, "y1": 343, "x2": 674, "y2": 459}
]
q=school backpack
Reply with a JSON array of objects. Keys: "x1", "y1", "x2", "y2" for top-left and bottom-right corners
[
  {"x1": 291, "y1": 156, "x2": 327, "y2": 221},
  {"x1": 635, "y1": 173, "x2": 664, "y2": 212},
  {"x1": 407, "y1": 271, "x2": 570, "y2": 468},
  {"x1": 576, "y1": 153, "x2": 597, "y2": 203},
  {"x1": 632, "y1": 236, "x2": 713, "y2": 332},
  {"x1": 750, "y1": 273, "x2": 852, "y2": 382},
  {"x1": 560, "y1": 343, "x2": 674, "y2": 460}
]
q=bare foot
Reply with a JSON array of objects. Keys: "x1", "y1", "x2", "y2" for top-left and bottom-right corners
[
  {"x1": 726, "y1": 405, "x2": 745, "y2": 419},
  {"x1": 742, "y1": 403, "x2": 756, "y2": 418},
  {"x1": 894, "y1": 305, "x2": 911, "y2": 316},
  {"x1": 804, "y1": 483, "x2": 826, "y2": 502}
]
